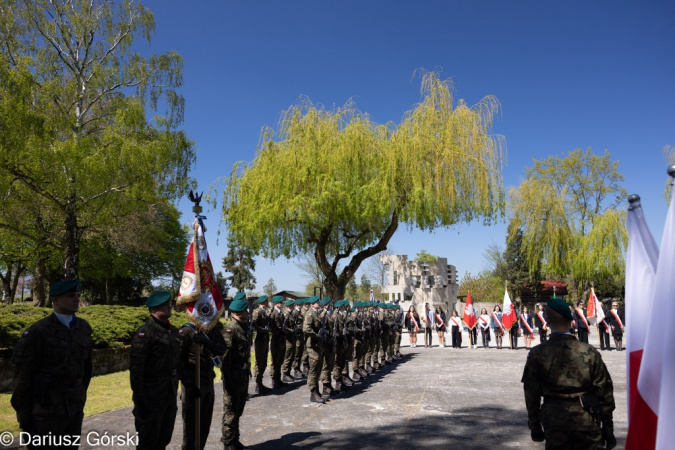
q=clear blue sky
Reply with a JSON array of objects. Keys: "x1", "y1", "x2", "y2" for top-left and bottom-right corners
[{"x1": 143, "y1": 0, "x2": 675, "y2": 294}]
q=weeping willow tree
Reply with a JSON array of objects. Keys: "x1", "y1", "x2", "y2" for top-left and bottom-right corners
[
  {"x1": 222, "y1": 71, "x2": 506, "y2": 300},
  {"x1": 508, "y1": 148, "x2": 628, "y2": 300}
]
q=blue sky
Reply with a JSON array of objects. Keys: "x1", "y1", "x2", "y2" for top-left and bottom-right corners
[{"x1": 143, "y1": 0, "x2": 675, "y2": 293}]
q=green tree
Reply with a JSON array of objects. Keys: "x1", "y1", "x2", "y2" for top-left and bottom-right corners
[
  {"x1": 365, "y1": 248, "x2": 394, "y2": 290},
  {"x1": 458, "y1": 271, "x2": 504, "y2": 304},
  {"x1": 263, "y1": 278, "x2": 277, "y2": 298},
  {"x1": 414, "y1": 249, "x2": 439, "y2": 263},
  {"x1": 222, "y1": 232, "x2": 256, "y2": 293},
  {"x1": 221, "y1": 71, "x2": 505, "y2": 300},
  {"x1": 508, "y1": 148, "x2": 627, "y2": 300},
  {"x1": 0, "y1": 0, "x2": 195, "y2": 280},
  {"x1": 346, "y1": 277, "x2": 359, "y2": 300},
  {"x1": 359, "y1": 274, "x2": 372, "y2": 295}
]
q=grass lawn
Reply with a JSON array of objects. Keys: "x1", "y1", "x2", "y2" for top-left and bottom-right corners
[{"x1": 1, "y1": 350, "x2": 269, "y2": 434}]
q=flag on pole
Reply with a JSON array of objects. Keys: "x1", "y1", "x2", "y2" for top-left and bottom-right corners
[
  {"x1": 463, "y1": 290, "x2": 477, "y2": 329},
  {"x1": 625, "y1": 195, "x2": 660, "y2": 450},
  {"x1": 501, "y1": 286, "x2": 517, "y2": 330},
  {"x1": 586, "y1": 287, "x2": 605, "y2": 326},
  {"x1": 653, "y1": 181, "x2": 675, "y2": 450},
  {"x1": 176, "y1": 219, "x2": 224, "y2": 332}
]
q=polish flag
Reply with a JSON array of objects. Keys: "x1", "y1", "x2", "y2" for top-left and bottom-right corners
[
  {"x1": 501, "y1": 287, "x2": 517, "y2": 330},
  {"x1": 463, "y1": 291, "x2": 477, "y2": 330},
  {"x1": 176, "y1": 219, "x2": 224, "y2": 332},
  {"x1": 586, "y1": 287, "x2": 605, "y2": 326}
]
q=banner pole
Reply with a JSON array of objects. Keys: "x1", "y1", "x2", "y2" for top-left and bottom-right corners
[{"x1": 195, "y1": 343, "x2": 201, "y2": 450}]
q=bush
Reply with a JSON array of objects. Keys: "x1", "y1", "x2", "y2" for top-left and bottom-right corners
[{"x1": 0, "y1": 304, "x2": 191, "y2": 349}]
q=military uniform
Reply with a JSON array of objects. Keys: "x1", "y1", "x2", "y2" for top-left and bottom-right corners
[
  {"x1": 220, "y1": 301, "x2": 251, "y2": 449},
  {"x1": 251, "y1": 299, "x2": 270, "y2": 391},
  {"x1": 393, "y1": 303, "x2": 403, "y2": 356},
  {"x1": 319, "y1": 300, "x2": 336, "y2": 396},
  {"x1": 130, "y1": 315, "x2": 182, "y2": 450},
  {"x1": 522, "y1": 299, "x2": 616, "y2": 450},
  {"x1": 352, "y1": 305, "x2": 367, "y2": 380},
  {"x1": 178, "y1": 322, "x2": 227, "y2": 450},
  {"x1": 269, "y1": 298, "x2": 286, "y2": 387},
  {"x1": 292, "y1": 300, "x2": 307, "y2": 378},
  {"x1": 303, "y1": 297, "x2": 325, "y2": 403},
  {"x1": 11, "y1": 313, "x2": 92, "y2": 448},
  {"x1": 282, "y1": 302, "x2": 298, "y2": 382}
]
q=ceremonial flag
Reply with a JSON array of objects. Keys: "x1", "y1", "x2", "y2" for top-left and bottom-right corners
[
  {"x1": 176, "y1": 219, "x2": 224, "y2": 331},
  {"x1": 501, "y1": 287, "x2": 517, "y2": 330},
  {"x1": 463, "y1": 290, "x2": 477, "y2": 329},
  {"x1": 586, "y1": 287, "x2": 605, "y2": 326},
  {"x1": 625, "y1": 195, "x2": 659, "y2": 450},
  {"x1": 653, "y1": 185, "x2": 675, "y2": 450}
]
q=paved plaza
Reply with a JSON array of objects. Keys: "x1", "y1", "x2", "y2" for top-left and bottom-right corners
[{"x1": 76, "y1": 332, "x2": 627, "y2": 450}]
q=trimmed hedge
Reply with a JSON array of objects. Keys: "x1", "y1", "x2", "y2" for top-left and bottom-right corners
[{"x1": 0, "y1": 304, "x2": 192, "y2": 350}]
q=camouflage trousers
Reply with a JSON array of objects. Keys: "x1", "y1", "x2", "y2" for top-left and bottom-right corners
[
  {"x1": 306, "y1": 339, "x2": 324, "y2": 393},
  {"x1": 134, "y1": 396, "x2": 177, "y2": 450},
  {"x1": 181, "y1": 380, "x2": 214, "y2": 450},
  {"x1": 379, "y1": 332, "x2": 390, "y2": 361},
  {"x1": 321, "y1": 345, "x2": 335, "y2": 384},
  {"x1": 371, "y1": 333, "x2": 380, "y2": 365},
  {"x1": 282, "y1": 336, "x2": 296, "y2": 375},
  {"x1": 269, "y1": 335, "x2": 285, "y2": 382},
  {"x1": 332, "y1": 340, "x2": 347, "y2": 381},
  {"x1": 394, "y1": 329, "x2": 402, "y2": 354},
  {"x1": 544, "y1": 427, "x2": 602, "y2": 450},
  {"x1": 220, "y1": 380, "x2": 248, "y2": 446},
  {"x1": 293, "y1": 334, "x2": 304, "y2": 371},
  {"x1": 343, "y1": 337, "x2": 354, "y2": 376},
  {"x1": 353, "y1": 336, "x2": 365, "y2": 369},
  {"x1": 253, "y1": 336, "x2": 269, "y2": 383},
  {"x1": 364, "y1": 334, "x2": 374, "y2": 366}
]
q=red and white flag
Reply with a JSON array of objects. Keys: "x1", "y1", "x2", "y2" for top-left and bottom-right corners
[
  {"x1": 176, "y1": 220, "x2": 224, "y2": 332},
  {"x1": 463, "y1": 291, "x2": 477, "y2": 329},
  {"x1": 651, "y1": 186, "x2": 675, "y2": 450},
  {"x1": 501, "y1": 287, "x2": 517, "y2": 330},
  {"x1": 586, "y1": 287, "x2": 605, "y2": 326},
  {"x1": 624, "y1": 196, "x2": 659, "y2": 450}
]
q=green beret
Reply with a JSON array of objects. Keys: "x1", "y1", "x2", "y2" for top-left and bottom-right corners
[
  {"x1": 272, "y1": 295, "x2": 284, "y2": 304},
  {"x1": 350, "y1": 306, "x2": 355, "y2": 312},
  {"x1": 146, "y1": 291, "x2": 171, "y2": 308},
  {"x1": 307, "y1": 295, "x2": 319, "y2": 304},
  {"x1": 285, "y1": 299, "x2": 295, "y2": 306},
  {"x1": 50, "y1": 279, "x2": 81, "y2": 297},
  {"x1": 257, "y1": 295, "x2": 268, "y2": 304},
  {"x1": 229, "y1": 299, "x2": 248, "y2": 312},
  {"x1": 233, "y1": 292, "x2": 246, "y2": 301},
  {"x1": 320, "y1": 297, "x2": 331, "y2": 307},
  {"x1": 547, "y1": 298, "x2": 573, "y2": 321}
]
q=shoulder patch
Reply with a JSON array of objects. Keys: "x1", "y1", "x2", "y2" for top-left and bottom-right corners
[
  {"x1": 138, "y1": 332, "x2": 145, "y2": 338},
  {"x1": 22, "y1": 330, "x2": 29, "y2": 337},
  {"x1": 179, "y1": 329, "x2": 183, "y2": 334},
  {"x1": 225, "y1": 329, "x2": 232, "y2": 333}
]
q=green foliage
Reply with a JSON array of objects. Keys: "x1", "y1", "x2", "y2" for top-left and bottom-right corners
[
  {"x1": 0, "y1": 304, "x2": 189, "y2": 349},
  {"x1": 508, "y1": 149, "x2": 628, "y2": 293},
  {"x1": 458, "y1": 271, "x2": 504, "y2": 304},
  {"x1": 347, "y1": 277, "x2": 359, "y2": 300},
  {"x1": 221, "y1": 71, "x2": 506, "y2": 299},
  {"x1": 222, "y1": 231, "x2": 256, "y2": 293},
  {"x1": 263, "y1": 278, "x2": 277, "y2": 298},
  {"x1": 414, "y1": 249, "x2": 439, "y2": 263},
  {"x1": 359, "y1": 274, "x2": 372, "y2": 295}
]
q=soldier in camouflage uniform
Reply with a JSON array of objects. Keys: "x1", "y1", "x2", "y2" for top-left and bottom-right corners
[
  {"x1": 11, "y1": 280, "x2": 92, "y2": 448},
  {"x1": 220, "y1": 297, "x2": 252, "y2": 450},
  {"x1": 303, "y1": 296, "x2": 325, "y2": 403},
  {"x1": 351, "y1": 303, "x2": 365, "y2": 381},
  {"x1": 521, "y1": 298, "x2": 616, "y2": 450},
  {"x1": 341, "y1": 302, "x2": 356, "y2": 385},
  {"x1": 269, "y1": 296, "x2": 287, "y2": 388},
  {"x1": 319, "y1": 297, "x2": 337, "y2": 397},
  {"x1": 178, "y1": 318, "x2": 226, "y2": 450},
  {"x1": 392, "y1": 300, "x2": 403, "y2": 358},
  {"x1": 251, "y1": 295, "x2": 271, "y2": 394},
  {"x1": 292, "y1": 298, "x2": 307, "y2": 379},
  {"x1": 331, "y1": 300, "x2": 351, "y2": 392},
  {"x1": 130, "y1": 291, "x2": 182, "y2": 450},
  {"x1": 281, "y1": 299, "x2": 297, "y2": 383},
  {"x1": 300, "y1": 300, "x2": 310, "y2": 375},
  {"x1": 379, "y1": 303, "x2": 392, "y2": 365}
]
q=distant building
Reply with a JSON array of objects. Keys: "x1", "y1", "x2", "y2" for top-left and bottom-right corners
[{"x1": 379, "y1": 255, "x2": 459, "y2": 315}]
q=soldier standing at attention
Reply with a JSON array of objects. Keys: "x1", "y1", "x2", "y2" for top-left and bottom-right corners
[
  {"x1": 281, "y1": 299, "x2": 297, "y2": 383},
  {"x1": 319, "y1": 297, "x2": 337, "y2": 397},
  {"x1": 251, "y1": 295, "x2": 271, "y2": 394},
  {"x1": 178, "y1": 312, "x2": 227, "y2": 450},
  {"x1": 522, "y1": 298, "x2": 616, "y2": 450},
  {"x1": 220, "y1": 297, "x2": 252, "y2": 450},
  {"x1": 11, "y1": 279, "x2": 92, "y2": 449},
  {"x1": 292, "y1": 298, "x2": 307, "y2": 379},
  {"x1": 269, "y1": 296, "x2": 286, "y2": 388},
  {"x1": 130, "y1": 291, "x2": 182, "y2": 450},
  {"x1": 392, "y1": 299, "x2": 403, "y2": 358},
  {"x1": 303, "y1": 295, "x2": 325, "y2": 403}
]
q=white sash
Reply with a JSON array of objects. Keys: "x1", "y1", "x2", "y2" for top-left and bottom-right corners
[
  {"x1": 610, "y1": 310, "x2": 624, "y2": 328},
  {"x1": 520, "y1": 314, "x2": 534, "y2": 335},
  {"x1": 536, "y1": 312, "x2": 548, "y2": 330}
]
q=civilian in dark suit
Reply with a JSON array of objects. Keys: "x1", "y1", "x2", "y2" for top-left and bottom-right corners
[{"x1": 598, "y1": 305, "x2": 611, "y2": 350}]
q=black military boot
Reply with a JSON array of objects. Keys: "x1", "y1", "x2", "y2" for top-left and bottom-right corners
[
  {"x1": 302, "y1": 365, "x2": 309, "y2": 376},
  {"x1": 334, "y1": 380, "x2": 343, "y2": 393},
  {"x1": 342, "y1": 375, "x2": 353, "y2": 387},
  {"x1": 310, "y1": 390, "x2": 325, "y2": 404},
  {"x1": 255, "y1": 381, "x2": 271, "y2": 394},
  {"x1": 359, "y1": 367, "x2": 369, "y2": 378},
  {"x1": 272, "y1": 379, "x2": 287, "y2": 389},
  {"x1": 351, "y1": 371, "x2": 361, "y2": 381},
  {"x1": 293, "y1": 369, "x2": 305, "y2": 380},
  {"x1": 322, "y1": 383, "x2": 333, "y2": 398},
  {"x1": 282, "y1": 374, "x2": 295, "y2": 383},
  {"x1": 365, "y1": 364, "x2": 374, "y2": 374}
]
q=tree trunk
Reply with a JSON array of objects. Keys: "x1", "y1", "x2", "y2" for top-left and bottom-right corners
[
  {"x1": 10, "y1": 262, "x2": 25, "y2": 304},
  {"x1": 1, "y1": 265, "x2": 12, "y2": 304},
  {"x1": 33, "y1": 253, "x2": 48, "y2": 307},
  {"x1": 63, "y1": 204, "x2": 80, "y2": 280}
]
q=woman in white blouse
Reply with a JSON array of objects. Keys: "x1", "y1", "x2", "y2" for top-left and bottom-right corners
[
  {"x1": 478, "y1": 308, "x2": 491, "y2": 348},
  {"x1": 449, "y1": 310, "x2": 463, "y2": 348}
]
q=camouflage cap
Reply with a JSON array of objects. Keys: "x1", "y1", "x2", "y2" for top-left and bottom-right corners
[
  {"x1": 547, "y1": 298, "x2": 573, "y2": 321},
  {"x1": 50, "y1": 279, "x2": 81, "y2": 297},
  {"x1": 229, "y1": 299, "x2": 248, "y2": 312},
  {"x1": 146, "y1": 291, "x2": 171, "y2": 308}
]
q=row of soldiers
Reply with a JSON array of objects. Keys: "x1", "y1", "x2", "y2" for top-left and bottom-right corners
[{"x1": 251, "y1": 295, "x2": 405, "y2": 403}]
